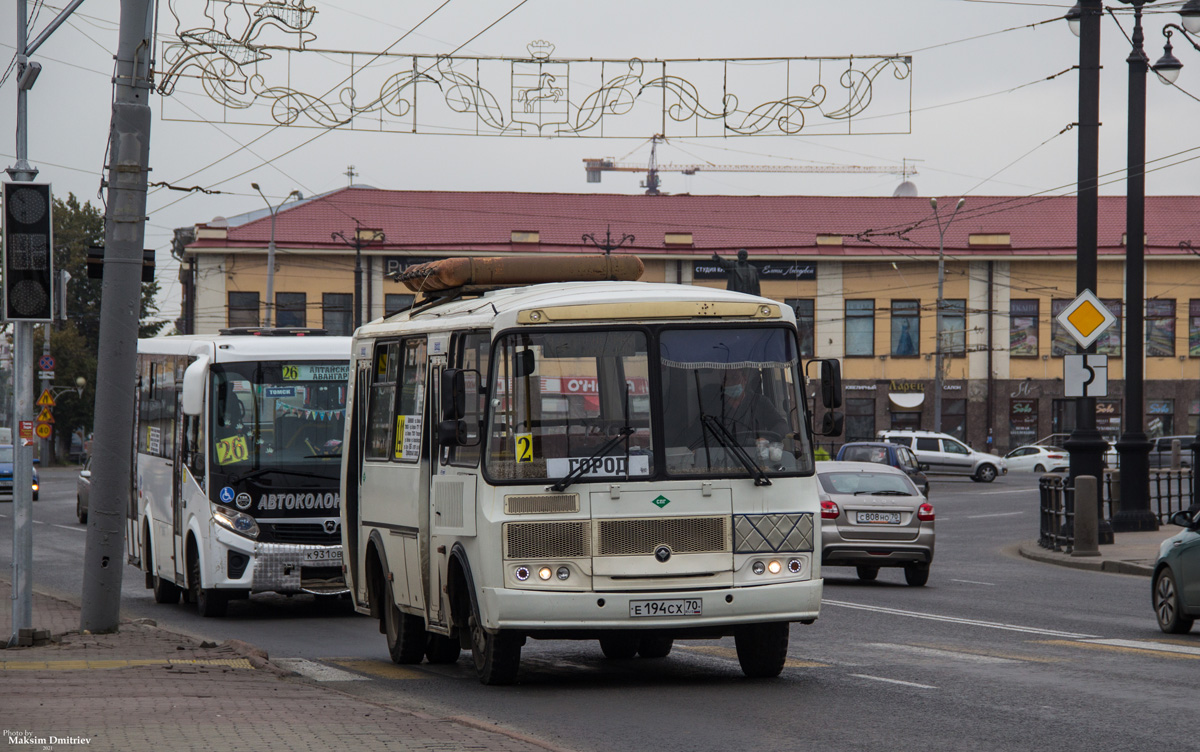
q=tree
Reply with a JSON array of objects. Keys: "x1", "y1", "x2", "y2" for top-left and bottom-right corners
[{"x1": 21, "y1": 193, "x2": 165, "y2": 459}]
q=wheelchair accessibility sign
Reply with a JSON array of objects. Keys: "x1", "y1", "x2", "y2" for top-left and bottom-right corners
[{"x1": 220, "y1": 487, "x2": 235, "y2": 504}]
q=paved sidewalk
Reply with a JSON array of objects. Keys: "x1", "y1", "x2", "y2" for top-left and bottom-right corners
[
  {"x1": 0, "y1": 580, "x2": 564, "y2": 752},
  {"x1": 1018, "y1": 527, "x2": 1181, "y2": 576}
]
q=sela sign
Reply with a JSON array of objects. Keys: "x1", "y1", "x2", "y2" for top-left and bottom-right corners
[{"x1": 693, "y1": 260, "x2": 817, "y2": 281}]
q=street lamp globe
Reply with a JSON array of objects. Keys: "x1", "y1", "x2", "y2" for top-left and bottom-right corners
[
  {"x1": 1153, "y1": 34, "x2": 1184, "y2": 84},
  {"x1": 1065, "y1": 2, "x2": 1082, "y2": 37},
  {"x1": 1183, "y1": 0, "x2": 1200, "y2": 35},
  {"x1": 75, "y1": 376, "x2": 86, "y2": 390}
]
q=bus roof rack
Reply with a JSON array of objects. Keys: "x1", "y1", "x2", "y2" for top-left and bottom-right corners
[
  {"x1": 218, "y1": 327, "x2": 328, "y2": 336},
  {"x1": 389, "y1": 255, "x2": 645, "y2": 314}
]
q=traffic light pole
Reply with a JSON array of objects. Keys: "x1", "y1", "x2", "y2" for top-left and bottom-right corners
[
  {"x1": 6, "y1": 0, "x2": 39, "y2": 648},
  {"x1": 80, "y1": 0, "x2": 155, "y2": 632}
]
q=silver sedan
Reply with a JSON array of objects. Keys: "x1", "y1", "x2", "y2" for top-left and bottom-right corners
[{"x1": 817, "y1": 460, "x2": 935, "y2": 586}]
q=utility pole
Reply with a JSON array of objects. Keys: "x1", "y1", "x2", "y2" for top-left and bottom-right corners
[
  {"x1": 80, "y1": 0, "x2": 156, "y2": 632},
  {"x1": 930, "y1": 197, "x2": 965, "y2": 433},
  {"x1": 332, "y1": 224, "x2": 385, "y2": 330}
]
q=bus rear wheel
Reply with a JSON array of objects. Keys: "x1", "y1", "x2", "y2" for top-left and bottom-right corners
[
  {"x1": 383, "y1": 585, "x2": 425, "y2": 664},
  {"x1": 469, "y1": 611, "x2": 521, "y2": 685},
  {"x1": 734, "y1": 622, "x2": 790, "y2": 679},
  {"x1": 146, "y1": 533, "x2": 181, "y2": 604}
]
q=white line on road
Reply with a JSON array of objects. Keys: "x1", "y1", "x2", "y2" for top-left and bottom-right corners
[
  {"x1": 273, "y1": 657, "x2": 369, "y2": 682},
  {"x1": 823, "y1": 599, "x2": 1099, "y2": 639},
  {"x1": 52, "y1": 524, "x2": 86, "y2": 533},
  {"x1": 850, "y1": 673, "x2": 937, "y2": 689},
  {"x1": 950, "y1": 579, "x2": 996, "y2": 586},
  {"x1": 977, "y1": 490, "x2": 1034, "y2": 496},
  {"x1": 864, "y1": 643, "x2": 1018, "y2": 664},
  {"x1": 1079, "y1": 639, "x2": 1200, "y2": 657},
  {"x1": 966, "y1": 511, "x2": 1025, "y2": 519}
]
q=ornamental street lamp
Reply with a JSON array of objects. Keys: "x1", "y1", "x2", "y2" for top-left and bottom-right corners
[
  {"x1": 251, "y1": 183, "x2": 303, "y2": 329},
  {"x1": 930, "y1": 196, "x2": 964, "y2": 434}
]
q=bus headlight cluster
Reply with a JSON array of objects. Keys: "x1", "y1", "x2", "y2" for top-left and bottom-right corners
[
  {"x1": 512, "y1": 564, "x2": 572, "y2": 583},
  {"x1": 750, "y1": 558, "x2": 804, "y2": 576},
  {"x1": 212, "y1": 504, "x2": 259, "y2": 539}
]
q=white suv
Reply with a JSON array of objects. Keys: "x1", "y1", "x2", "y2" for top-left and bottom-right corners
[{"x1": 879, "y1": 430, "x2": 1008, "y2": 482}]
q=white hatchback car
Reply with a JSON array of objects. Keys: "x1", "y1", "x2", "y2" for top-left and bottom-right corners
[{"x1": 879, "y1": 430, "x2": 1008, "y2": 482}]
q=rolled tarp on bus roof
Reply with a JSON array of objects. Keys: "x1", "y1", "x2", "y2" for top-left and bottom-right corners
[{"x1": 395, "y1": 254, "x2": 644, "y2": 293}]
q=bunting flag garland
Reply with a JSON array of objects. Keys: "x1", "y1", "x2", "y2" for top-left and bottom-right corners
[{"x1": 280, "y1": 407, "x2": 346, "y2": 421}]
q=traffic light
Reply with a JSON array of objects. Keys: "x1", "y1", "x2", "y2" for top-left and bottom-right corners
[{"x1": 2, "y1": 181, "x2": 54, "y2": 322}]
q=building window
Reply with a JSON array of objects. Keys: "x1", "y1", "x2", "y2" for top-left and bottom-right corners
[
  {"x1": 385, "y1": 293, "x2": 415, "y2": 317},
  {"x1": 1009, "y1": 299, "x2": 1038, "y2": 357},
  {"x1": 1097, "y1": 299, "x2": 1122, "y2": 357},
  {"x1": 942, "y1": 398, "x2": 967, "y2": 441},
  {"x1": 322, "y1": 293, "x2": 353, "y2": 336},
  {"x1": 939, "y1": 299, "x2": 966, "y2": 355},
  {"x1": 844, "y1": 398, "x2": 876, "y2": 442},
  {"x1": 1190, "y1": 300, "x2": 1200, "y2": 356},
  {"x1": 276, "y1": 293, "x2": 306, "y2": 328},
  {"x1": 890, "y1": 410, "x2": 921, "y2": 432},
  {"x1": 845, "y1": 299, "x2": 874, "y2": 357},
  {"x1": 890, "y1": 300, "x2": 920, "y2": 357},
  {"x1": 1148, "y1": 399, "x2": 1174, "y2": 438},
  {"x1": 1146, "y1": 299, "x2": 1176, "y2": 357},
  {"x1": 786, "y1": 298, "x2": 815, "y2": 358},
  {"x1": 228, "y1": 291, "x2": 259, "y2": 328},
  {"x1": 1189, "y1": 399, "x2": 1200, "y2": 434}
]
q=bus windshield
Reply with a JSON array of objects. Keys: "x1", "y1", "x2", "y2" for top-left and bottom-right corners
[
  {"x1": 209, "y1": 361, "x2": 348, "y2": 479},
  {"x1": 483, "y1": 326, "x2": 811, "y2": 483}
]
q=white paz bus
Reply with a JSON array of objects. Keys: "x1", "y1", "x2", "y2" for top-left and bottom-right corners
[
  {"x1": 341, "y1": 256, "x2": 843, "y2": 684},
  {"x1": 128, "y1": 330, "x2": 351, "y2": 616}
]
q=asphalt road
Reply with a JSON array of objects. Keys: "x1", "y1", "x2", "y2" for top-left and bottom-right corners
[{"x1": 4, "y1": 466, "x2": 1197, "y2": 751}]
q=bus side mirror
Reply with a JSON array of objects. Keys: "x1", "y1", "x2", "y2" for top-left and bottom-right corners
[
  {"x1": 441, "y1": 369, "x2": 466, "y2": 421},
  {"x1": 820, "y1": 359, "x2": 842, "y2": 409},
  {"x1": 181, "y1": 355, "x2": 210, "y2": 416},
  {"x1": 819, "y1": 411, "x2": 844, "y2": 437},
  {"x1": 514, "y1": 350, "x2": 536, "y2": 378},
  {"x1": 439, "y1": 368, "x2": 481, "y2": 447}
]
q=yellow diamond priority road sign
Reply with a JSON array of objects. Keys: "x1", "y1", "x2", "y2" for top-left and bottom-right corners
[{"x1": 1055, "y1": 289, "x2": 1116, "y2": 349}]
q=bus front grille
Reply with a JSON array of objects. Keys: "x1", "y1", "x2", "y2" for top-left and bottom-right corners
[
  {"x1": 505, "y1": 521, "x2": 591, "y2": 559},
  {"x1": 596, "y1": 516, "x2": 729, "y2": 556},
  {"x1": 260, "y1": 522, "x2": 340, "y2": 546}
]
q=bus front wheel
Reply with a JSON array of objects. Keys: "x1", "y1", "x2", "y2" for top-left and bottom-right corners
[
  {"x1": 188, "y1": 543, "x2": 227, "y2": 617},
  {"x1": 469, "y1": 610, "x2": 521, "y2": 685},
  {"x1": 383, "y1": 584, "x2": 425, "y2": 664},
  {"x1": 734, "y1": 622, "x2": 790, "y2": 679}
]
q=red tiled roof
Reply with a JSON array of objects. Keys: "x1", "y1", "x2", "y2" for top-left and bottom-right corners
[{"x1": 189, "y1": 188, "x2": 1200, "y2": 257}]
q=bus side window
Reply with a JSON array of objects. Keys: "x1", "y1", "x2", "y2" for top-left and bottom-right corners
[
  {"x1": 183, "y1": 414, "x2": 206, "y2": 486},
  {"x1": 393, "y1": 338, "x2": 428, "y2": 463},
  {"x1": 364, "y1": 342, "x2": 399, "y2": 460}
]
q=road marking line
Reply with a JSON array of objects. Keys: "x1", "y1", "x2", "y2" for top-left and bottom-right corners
[
  {"x1": 274, "y1": 657, "x2": 370, "y2": 681},
  {"x1": 911, "y1": 642, "x2": 1067, "y2": 664},
  {"x1": 950, "y1": 579, "x2": 996, "y2": 586},
  {"x1": 1036, "y1": 639, "x2": 1200, "y2": 660},
  {"x1": 0, "y1": 658, "x2": 253, "y2": 671},
  {"x1": 966, "y1": 511, "x2": 1025, "y2": 519},
  {"x1": 976, "y1": 490, "x2": 1034, "y2": 496},
  {"x1": 824, "y1": 599, "x2": 1099, "y2": 639},
  {"x1": 679, "y1": 645, "x2": 828, "y2": 668},
  {"x1": 1074, "y1": 638, "x2": 1200, "y2": 658},
  {"x1": 850, "y1": 673, "x2": 937, "y2": 689},
  {"x1": 864, "y1": 643, "x2": 1018, "y2": 664},
  {"x1": 53, "y1": 523, "x2": 86, "y2": 533},
  {"x1": 326, "y1": 658, "x2": 428, "y2": 680}
]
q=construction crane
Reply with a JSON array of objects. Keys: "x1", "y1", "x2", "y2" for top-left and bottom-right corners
[{"x1": 584, "y1": 135, "x2": 917, "y2": 196}]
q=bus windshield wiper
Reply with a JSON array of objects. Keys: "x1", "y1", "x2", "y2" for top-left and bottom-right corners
[
  {"x1": 699, "y1": 415, "x2": 772, "y2": 487},
  {"x1": 227, "y1": 467, "x2": 338, "y2": 484},
  {"x1": 548, "y1": 426, "x2": 635, "y2": 493}
]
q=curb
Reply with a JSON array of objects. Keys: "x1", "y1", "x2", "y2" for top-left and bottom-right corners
[{"x1": 1017, "y1": 541, "x2": 1154, "y2": 577}]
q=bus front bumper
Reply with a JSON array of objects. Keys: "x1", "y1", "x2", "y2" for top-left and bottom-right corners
[
  {"x1": 478, "y1": 578, "x2": 822, "y2": 632},
  {"x1": 213, "y1": 527, "x2": 347, "y2": 594}
]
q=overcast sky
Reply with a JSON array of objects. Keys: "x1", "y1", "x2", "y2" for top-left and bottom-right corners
[{"x1": 4, "y1": 0, "x2": 1200, "y2": 326}]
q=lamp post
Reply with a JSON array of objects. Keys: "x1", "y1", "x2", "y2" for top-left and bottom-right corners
[
  {"x1": 332, "y1": 224, "x2": 386, "y2": 330},
  {"x1": 1107, "y1": 0, "x2": 1160, "y2": 532},
  {"x1": 930, "y1": 196, "x2": 964, "y2": 433},
  {"x1": 251, "y1": 183, "x2": 302, "y2": 329},
  {"x1": 1148, "y1": 1, "x2": 1200, "y2": 513},
  {"x1": 1064, "y1": 2, "x2": 1110, "y2": 511}
]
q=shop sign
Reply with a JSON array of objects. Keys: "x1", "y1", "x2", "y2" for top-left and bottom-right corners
[
  {"x1": 692, "y1": 260, "x2": 817, "y2": 281},
  {"x1": 889, "y1": 380, "x2": 924, "y2": 393}
]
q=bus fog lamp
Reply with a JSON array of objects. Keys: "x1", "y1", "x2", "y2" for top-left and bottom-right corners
[
  {"x1": 767, "y1": 560, "x2": 782, "y2": 575},
  {"x1": 751, "y1": 560, "x2": 765, "y2": 575},
  {"x1": 538, "y1": 567, "x2": 553, "y2": 581},
  {"x1": 788, "y1": 558, "x2": 802, "y2": 574},
  {"x1": 515, "y1": 566, "x2": 531, "y2": 581},
  {"x1": 556, "y1": 566, "x2": 570, "y2": 581}
]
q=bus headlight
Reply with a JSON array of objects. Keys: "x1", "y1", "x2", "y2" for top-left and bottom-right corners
[
  {"x1": 538, "y1": 566, "x2": 553, "y2": 581},
  {"x1": 515, "y1": 566, "x2": 531, "y2": 581},
  {"x1": 767, "y1": 560, "x2": 782, "y2": 575},
  {"x1": 213, "y1": 504, "x2": 259, "y2": 539},
  {"x1": 751, "y1": 560, "x2": 765, "y2": 575},
  {"x1": 556, "y1": 566, "x2": 570, "y2": 581}
]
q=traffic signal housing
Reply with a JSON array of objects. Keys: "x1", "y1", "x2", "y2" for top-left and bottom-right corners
[{"x1": 2, "y1": 181, "x2": 54, "y2": 322}]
